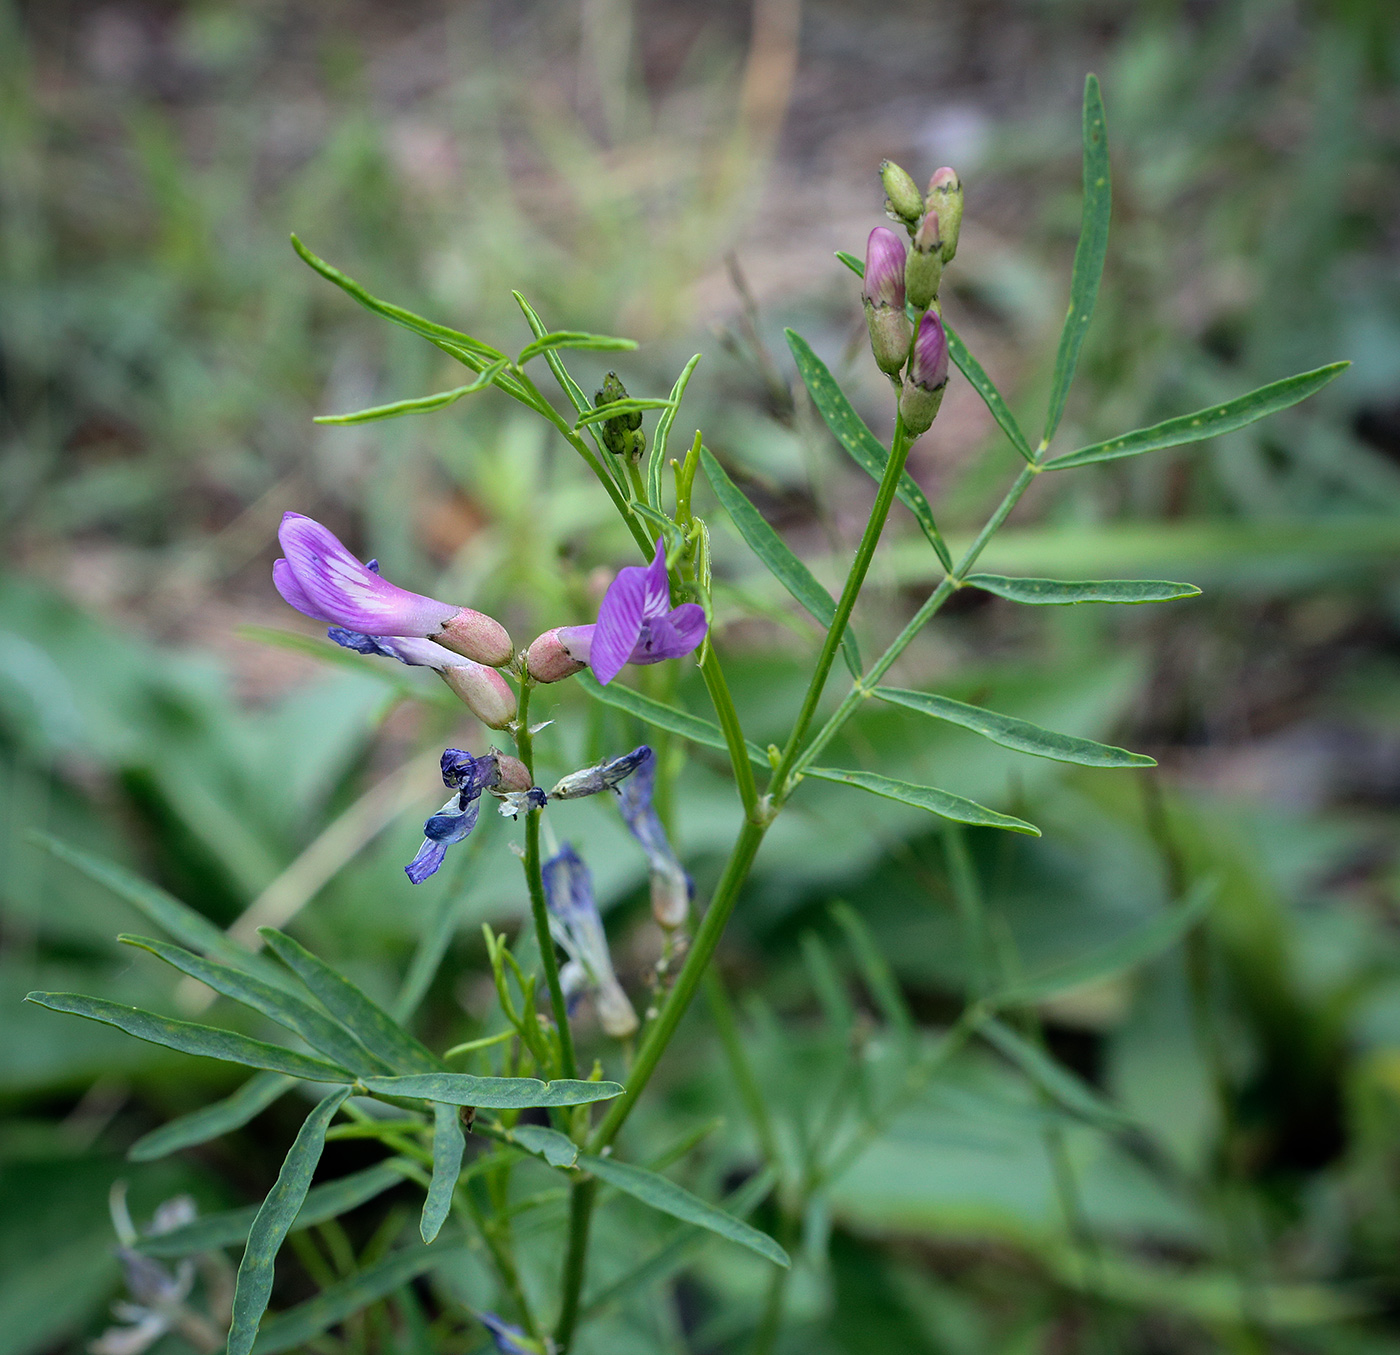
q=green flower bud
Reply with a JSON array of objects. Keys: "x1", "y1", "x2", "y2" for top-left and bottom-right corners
[
  {"x1": 880, "y1": 159, "x2": 924, "y2": 229},
  {"x1": 595, "y1": 371, "x2": 637, "y2": 455},
  {"x1": 926, "y1": 167, "x2": 963, "y2": 263},
  {"x1": 904, "y1": 207, "x2": 944, "y2": 310}
]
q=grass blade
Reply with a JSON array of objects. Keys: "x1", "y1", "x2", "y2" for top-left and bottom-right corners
[
  {"x1": 578, "y1": 1154, "x2": 789, "y2": 1267},
  {"x1": 804, "y1": 767, "x2": 1040, "y2": 836},
  {"x1": 251, "y1": 1245, "x2": 460, "y2": 1355},
  {"x1": 990, "y1": 881, "x2": 1216, "y2": 1006},
  {"x1": 944, "y1": 322, "x2": 1035, "y2": 464},
  {"x1": 420, "y1": 1103, "x2": 465, "y2": 1244},
  {"x1": 120, "y1": 935, "x2": 388, "y2": 1076},
  {"x1": 228, "y1": 1087, "x2": 352, "y2": 1355},
  {"x1": 830, "y1": 901, "x2": 911, "y2": 1036},
  {"x1": 965, "y1": 575, "x2": 1200, "y2": 605},
  {"x1": 874, "y1": 687, "x2": 1154, "y2": 768},
  {"x1": 128, "y1": 1072, "x2": 293, "y2": 1163},
  {"x1": 575, "y1": 672, "x2": 767, "y2": 765},
  {"x1": 259, "y1": 929, "x2": 442, "y2": 1074},
  {"x1": 649, "y1": 353, "x2": 702, "y2": 509},
  {"x1": 362, "y1": 1073, "x2": 623, "y2": 1109},
  {"x1": 785, "y1": 330, "x2": 953, "y2": 571},
  {"x1": 24, "y1": 992, "x2": 354, "y2": 1081},
  {"x1": 138, "y1": 1162, "x2": 412, "y2": 1257},
  {"x1": 1043, "y1": 74, "x2": 1111, "y2": 445},
  {"x1": 518, "y1": 331, "x2": 637, "y2": 363},
  {"x1": 1046, "y1": 362, "x2": 1351, "y2": 470},
  {"x1": 701, "y1": 445, "x2": 863, "y2": 677},
  {"x1": 977, "y1": 1016, "x2": 1128, "y2": 1130}
]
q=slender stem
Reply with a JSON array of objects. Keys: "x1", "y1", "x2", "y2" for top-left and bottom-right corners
[
  {"x1": 793, "y1": 460, "x2": 1043, "y2": 777},
  {"x1": 704, "y1": 969, "x2": 782, "y2": 1170},
  {"x1": 513, "y1": 681, "x2": 577, "y2": 1080},
  {"x1": 589, "y1": 817, "x2": 769, "y2": 1150},
  {"x1": 768, "y1": 414, "x2": 914, "y2": 799},
  {"x1": 625, "y1": 456, "x2": 649, "y2": 506},
  {"x1": 698, "y1": 643, "x2": 761, "y2": 820},
  {"x1": 942, "y1": 823, "x2": 987, "y2": 999},
  {"x1": 748, "y1": 1253, "x2": 790, "y2": 1355},
  {"x1": 457, "y1": 1185, "x2": 542, "y2": 1342},
  {"x1": 554, "y1": 1177, "x2": 598, "y2": 1352}
]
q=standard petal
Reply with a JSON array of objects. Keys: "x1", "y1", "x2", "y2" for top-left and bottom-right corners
[
  {"x1": 273, "y1": 558, "x2": 324, "y2": 621},
  {"x1": 639, "y1": 538, "x2": 671, "y2": 619},
  {"x1": 591, "y1": 565, "x2": 649, "y2": 686},
  {"x1": 278, "y1": 512, "x2": 458, "y2": 636}
]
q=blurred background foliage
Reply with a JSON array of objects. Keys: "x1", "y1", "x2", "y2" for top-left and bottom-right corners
[{"x1": 2, "y1": 0, "x2": 1400, "y2": 1351}]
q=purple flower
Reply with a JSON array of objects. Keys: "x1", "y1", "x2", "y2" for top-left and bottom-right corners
[
  {"x1": 273, "y1": 512, "x2": 512, "y2": 666},
  {"x1": 899, "y1": 309, "x2": 950, "y2": 438},
  {"x1": 552, "y1": 540, "x2": 707, "y2": 686},
  {"x1": 405, "y1": 750, "x2": 506, "y2": 884},
  {"x1": 543, "y1": 844, "x2": 638, "y2": 1038},
  {"x1": 862, "y1": 226, "x2": 907, "y2": 310},
  {"x1": 613, "y1": 747, "x2": 692, "y2": 930}
]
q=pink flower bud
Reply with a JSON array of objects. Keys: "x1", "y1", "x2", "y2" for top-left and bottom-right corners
[
  {"x1": 926, "y1": 166, "x2": 963, "y2": 262},
  {"x1": 863, "y1": 227, "x2": 912, "y2": 376},
  {"x1": 493, "y1": 753, "x2": 533, "y2": 792},
  {"x1": 431, "y1": 608, "x2": 514, "y2": 667},
  {"x1": 526, "y1": 627, "x2": 589, "y2": 683},
  {"x1": 899, "y1": 309, "x2": 950, "y2": 436},
  {"x1": 905, "y1": 208, "x2": 944, "y2": 309},
  {"x1": 437, "y1": 661, "x2": 516, "y2": 729}
]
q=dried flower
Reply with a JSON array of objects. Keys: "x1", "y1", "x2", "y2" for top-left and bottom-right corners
[
  {"x1": 613, "y1": 747, "x2": 692, "y2": 929},
  {"x1": 406, "y1": 749, "x2": 535, "y2": 884}
]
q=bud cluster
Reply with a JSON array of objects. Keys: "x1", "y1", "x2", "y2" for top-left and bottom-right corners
[
  {"x1": 595, "y1": 371, "x2": 646, "y2": 463},
  {"x1": 862, "y1": 159, "x2": 961, "y2": 435}
]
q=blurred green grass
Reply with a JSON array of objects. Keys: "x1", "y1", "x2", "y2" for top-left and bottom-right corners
[{"x1": 3, "y1": 0, "x2": 1400, "y2": 1351}]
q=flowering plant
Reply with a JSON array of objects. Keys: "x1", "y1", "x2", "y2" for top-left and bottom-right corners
[{"x1": 27, "y1": 77, "x2": 1346, "y2": 1355}]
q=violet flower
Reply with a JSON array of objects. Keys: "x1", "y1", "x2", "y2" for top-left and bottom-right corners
[
  {"x1": 542, "y1": 843, "x2": 638, "y2": 1039},
  {"x1": 614, "y1": 747, "x2": 692, "y2": 930},
  {"x1": 273, "y1": 512, "x2": 512, "y2": 666},
  {"x1": 535, "y1": 539, "x2": 706, "y2": 687},
  {"x1": 328, "y1": 625, "x2": 515, "y2": 729},
  {"x1": 405, "y1": 749, "x2": 532, "y2": 884}
]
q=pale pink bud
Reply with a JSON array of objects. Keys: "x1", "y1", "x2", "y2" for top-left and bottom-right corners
[
  {"x1": 926, "y1": 166, "x2": 963, "y2": 262},
  {"x1": 526, "y1": 627, "x2": 589, "y2": 683},
  {"x1": 437, "y1": 661, "x2": 516, "y2": 729},
  {"x1": 431, "y1": 608, "x2": 514, "y2": 667},
  {"x1": 905, "y1": 207, "x2": 944, "y2": 309},
  {"x1": 898, "y1": 309, "x2": 950, "y2": 436}
]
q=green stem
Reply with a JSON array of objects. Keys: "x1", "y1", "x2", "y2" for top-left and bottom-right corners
[
  {"x1": 457, "y1": 1184, "x2": 541, "y2": 1342},
  {"x1": 704, "y1": 969, "x2": 782, "y2": 1171},
  {"x1": 513, "y1": 681, "x2": 576, "y2": 1080},
  {"x1": 792, "y1": 459, "x2": 1043, "y2": 777},
  {"x1": 698, "y1": 643, "x2": 761, "y2": 820},
  {"x1": 768, "y1": 414, "x2": 914, "y2": 799},
  {"x1": 554, "y1": 1177, "x2": 598, "y2": 1353},
  {"x1": 748, "y1": 1252, "x2": 791, "y2": 1355}
]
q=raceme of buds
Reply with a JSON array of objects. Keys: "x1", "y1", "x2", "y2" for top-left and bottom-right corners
[
  {"x1": 862, "y1": 227, "x2": 913, "y2": 377},
  {"x1": 329, "y1": 628, "x2": 515, "y2": 728},
  {"x1": 926, "y1": 166, "x2": 963, "y2": 262},
  {"x1": 274, "y1": 513, "x2": 512, "y2": 666},
  {"x1": 905, "y1": 208, "x2": 945, "y2": 310},
  {"x1": 543, "y1": 843, "x2": 639, "y2": 1039},
  {"x1": 880, "y1": 158, "x2": 924, "y2": 228},
  {"x1": 595, "y1": 371, "x2": 646, "y2": 463},
  {"x1": 898, "y1": 309, "x2": 951, "y2": 437},
  {"x1": 525, "y1": 627, "x2": 589, "y2": 683}
]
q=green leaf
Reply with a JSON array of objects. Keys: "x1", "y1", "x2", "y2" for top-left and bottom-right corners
[
  {"x1": 421, "y1": 1104, "x2": 465, "y2": 1244},
  {"x1": 989, "y1": 881, "x2": 1216, "y2": 1006},
  {"x1": 577, "y1": 1153, "x2": 789, "y2": 1267},
  {"x1": 518, "y1": 330, "x2": 637, "y2": 363},
  {"x1": 700, "y1": 445, "x2": 863, "y2": 678},
  {"x1": 120, "y1": 935, "x2": 389, "y2": 1076},
  {"x1": 965, "y1": 575, "x2": 1201, "y2": 605},
  {"x1": 128, "y1": 1072, "x2": 293, "y2": 1162},
  {"x1": 362, "y1": 1073, "x2": 624, "y2": 1109},
  {"x1": 977, "y1": 1015, "x2": 1128, "y2": 1129},
  {"x1": 785, "y1": 330, "x2": 954, "y2": 571},
  {"x1": 1043, "y1": 74, "x2": 1111, "y2": 445},
  {"x1": 228, "y1": 1087, "x2": 351, "y2": 1355},
  {"x1": 24, "y1": 993, "x2": 354, "y2": 1082},
  {"x1": 575, "y1": 397, "x2": 673, "y2": 427},
  {"x1": 511, "y1": 292, "x2": 594, "y2": 420},
  {"x1": 29, "y1": 834, "x2": 287, "y2": 984},
  {"x1": 830, "y1": 901, "x2": 911, "y2": 1035},
  {"x1": 873, "y1": 687, "x2": 1154, "y2": 768},
  {"x1": 259, "y1": 928, "x2": 442, "y2": 1074},
  {"x1": 943, "y1": 322, "x2": 1035, "y2": 464},
  {"x1": 138, "y1": 1162, "x2": 411, "y2": 1257},
  {"x1": 291, "y1": 235, "x2": 502, "y2": 367},
  {"x1": 251, "y1": 1245, "x2": 460, "y2": 1355},
  {"x1": 1045, "y1": 362, "x2": 1351, "y2": 469},
  {"x1": 648, "y1": 353, "x2": 702, "y2": 509},
  {"x1": 834, "y1": 249, "x2": 863, "y2": 278},
  {"x1": 313, "y1": 359, "x2": 511, "y2": 425},
  {"x1": 803, "y1": 768, "x2": 1041, "y2": 835},
  {"x1": 576, "y1": 671, "x2": 767, "y2": 765},
  {"x1": 507, "y1": 1123, "x2": 580, "y2": 1168}
]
